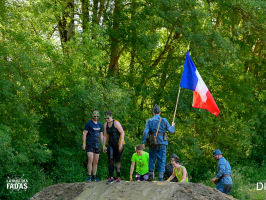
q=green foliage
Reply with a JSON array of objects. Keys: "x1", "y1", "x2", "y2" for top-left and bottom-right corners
[
  {"x1": 201, "y1": 163, "x2": 266, "y2": 200},
  {"x1": 0, "y1": 0, "x2": 265, "y2": 199},
  {"x1": 225, "y1": 164, "x2": 266, "y2": 200},
  {"x1": 50, "y1": 148, "x2": 87, "y2": 183}
]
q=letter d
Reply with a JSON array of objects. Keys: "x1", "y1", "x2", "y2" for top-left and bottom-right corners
[{"x1": 257, "y1": 182, "x2": 263, "y2": 190}]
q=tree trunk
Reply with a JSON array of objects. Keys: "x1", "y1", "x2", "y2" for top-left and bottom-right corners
[
  {"x1": 92, "y1": 0, "x2": 99, "y2": 24},
  {"x1": 97, "y1": 0, "x2": 105, "y2": 25},
  {"x1": 57, "y1": 0, "x2": 75, "y2": 53},
  {"x1": 81, "y1": 0, "x2": 89, "y2": 32},
  {"x1": 129, "y1": 0, "x2": 136, "y2": 86},
  {"x1": 108, "y1": 0, "x2": 121, "y2": 76}
]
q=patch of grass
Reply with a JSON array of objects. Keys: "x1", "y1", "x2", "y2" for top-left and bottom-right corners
[{"x1": 201, "y1": 163, "x2": 266, "y2": 200}]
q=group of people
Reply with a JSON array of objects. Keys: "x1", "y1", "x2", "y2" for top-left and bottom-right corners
[
  {"x1": 82, "y1": 110, "x2": 124, "y2": 183},
  {"x1": 129, "y1": 146, "x2": 188, "y2": 183},
  {"x1": 82, "y1": 105, "x2": 232, "y2": 195}
]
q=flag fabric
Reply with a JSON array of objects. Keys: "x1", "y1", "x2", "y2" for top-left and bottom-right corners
[{"x1": 180, "y1": 50, "x2": 220, "y2": 116}]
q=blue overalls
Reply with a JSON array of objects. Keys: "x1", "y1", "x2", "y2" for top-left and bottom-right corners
[
  {"x1": 216, "y1": 157, "x2": 233, "y2": 194},
  {"x1": 142, "y1": 114, "x2": 175, "y2": 180}
]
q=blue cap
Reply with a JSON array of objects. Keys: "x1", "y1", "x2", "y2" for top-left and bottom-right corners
[
  {"x1": 213, "y1": 149, "x2": 222, "y2": 156},
  {"x1": 153, "y1": 104, "x2": 160, "y2": 114}
]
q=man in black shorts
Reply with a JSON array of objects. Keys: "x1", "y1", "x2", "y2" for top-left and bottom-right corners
[
  {"x1": 103, "y1": 111, "x2": 125, "y2": 183},
  {"x1": 82, "y1": 110, "x2": 103, "y2": 182}
]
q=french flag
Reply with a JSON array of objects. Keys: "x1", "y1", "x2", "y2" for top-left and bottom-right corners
[{"x1": 180, "y1": 50, "x2": 220, "y2": 116}]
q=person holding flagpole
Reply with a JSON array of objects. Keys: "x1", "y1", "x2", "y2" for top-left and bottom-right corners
[{"x1": 141, "y1": 105, "x2": 175, "y2": 181}]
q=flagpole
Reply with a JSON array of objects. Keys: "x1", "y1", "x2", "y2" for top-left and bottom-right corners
[
  {"x1": 172, "y1": 86, "x2": 181, "y2": 124},
  {"x1": 172, "y1": 45, "x2": 189, "y2": 124}
]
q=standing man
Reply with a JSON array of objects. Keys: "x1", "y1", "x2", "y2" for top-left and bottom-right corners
[
  {"x1": 211, "y1": 149, "x2": 233, "y2": 195},
  {"x1": 142, "y1": 105, "x2": 175, "y2": 181},
  {"x1": 103, "y1": 111, "x2": 125, "y2": 183},
  {"x1": 82, "y1": 110, "x2": 103, "y2": 182},
  {"x1": 129, "y1": 144, "x2": 149, "y2": 181}
]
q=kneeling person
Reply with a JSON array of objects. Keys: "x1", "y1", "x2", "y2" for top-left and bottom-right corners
[
  {"x1": 167, "y1": 157, "x2": 188, "y2": 183},
  {"x1": 164, "y1": 154, "x2": 179, "y2": 182},
  {"x1": 130, "y1": 145, "x2": 149, "y2": 181}
]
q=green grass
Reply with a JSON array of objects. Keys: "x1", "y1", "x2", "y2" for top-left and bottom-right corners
[{"x1": 201, "y1": 163, "x2": 266, "y2": 200}]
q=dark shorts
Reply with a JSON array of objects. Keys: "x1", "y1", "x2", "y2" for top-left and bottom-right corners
[
  {"x1": 86, "y1": 143, "x2": 100, "y2": 154},
  {"x1": 136, "y1": 173, "x2": 149, "y2": 181},
  {"x1": 107, "y1": 145, "x2": 123, "y2": 162}
]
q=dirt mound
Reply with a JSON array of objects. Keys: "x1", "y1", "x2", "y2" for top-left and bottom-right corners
[{"x1": 31, "y1": 181, "x2": 235, "y2": 200}]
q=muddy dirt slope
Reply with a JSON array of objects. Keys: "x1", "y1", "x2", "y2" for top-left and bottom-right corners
[{"x1": 31, "y1": 181, "x2": 236, "y2": 200}]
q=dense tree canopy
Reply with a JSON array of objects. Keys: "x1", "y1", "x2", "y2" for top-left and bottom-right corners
[{"x1": 0, "y1": 0, "x2": 265, "y2": 199}]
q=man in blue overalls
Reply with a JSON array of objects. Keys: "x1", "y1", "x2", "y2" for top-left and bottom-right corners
[
  {"x1": 142, "y1": 105, "x2": 175, "y2": 181},
  {"x1": 211, "y1": 149, "x2": 233, "y2": 194}
]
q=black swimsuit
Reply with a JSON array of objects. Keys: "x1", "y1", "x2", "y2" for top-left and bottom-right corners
[
  {"x1": 106, "y1": 121, "x2": 124, "y2": 177},
  {"x1": 106, "y1": 120, "x2": 121, "y2": 147}
]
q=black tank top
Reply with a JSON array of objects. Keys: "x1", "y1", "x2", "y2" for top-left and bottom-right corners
[{"x1": 106, "y1": 121, "x2": 120, "y2": 146}]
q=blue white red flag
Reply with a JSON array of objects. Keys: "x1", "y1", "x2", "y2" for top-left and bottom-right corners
[{"x1": 180, "y1": 50, "x2": 220, "y2": 116}]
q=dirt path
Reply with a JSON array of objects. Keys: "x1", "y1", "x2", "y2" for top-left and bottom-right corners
[{"x1": 31, "y1": 181, "x2": 236, "y2": 200}]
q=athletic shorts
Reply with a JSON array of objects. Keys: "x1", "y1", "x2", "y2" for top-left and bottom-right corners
[
  {"x1": 86, "y1": 144, "x2": 100, "y2": 154},
  {"x1": 136, "y1": 173, "x2": 149, "y2": 181}
]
